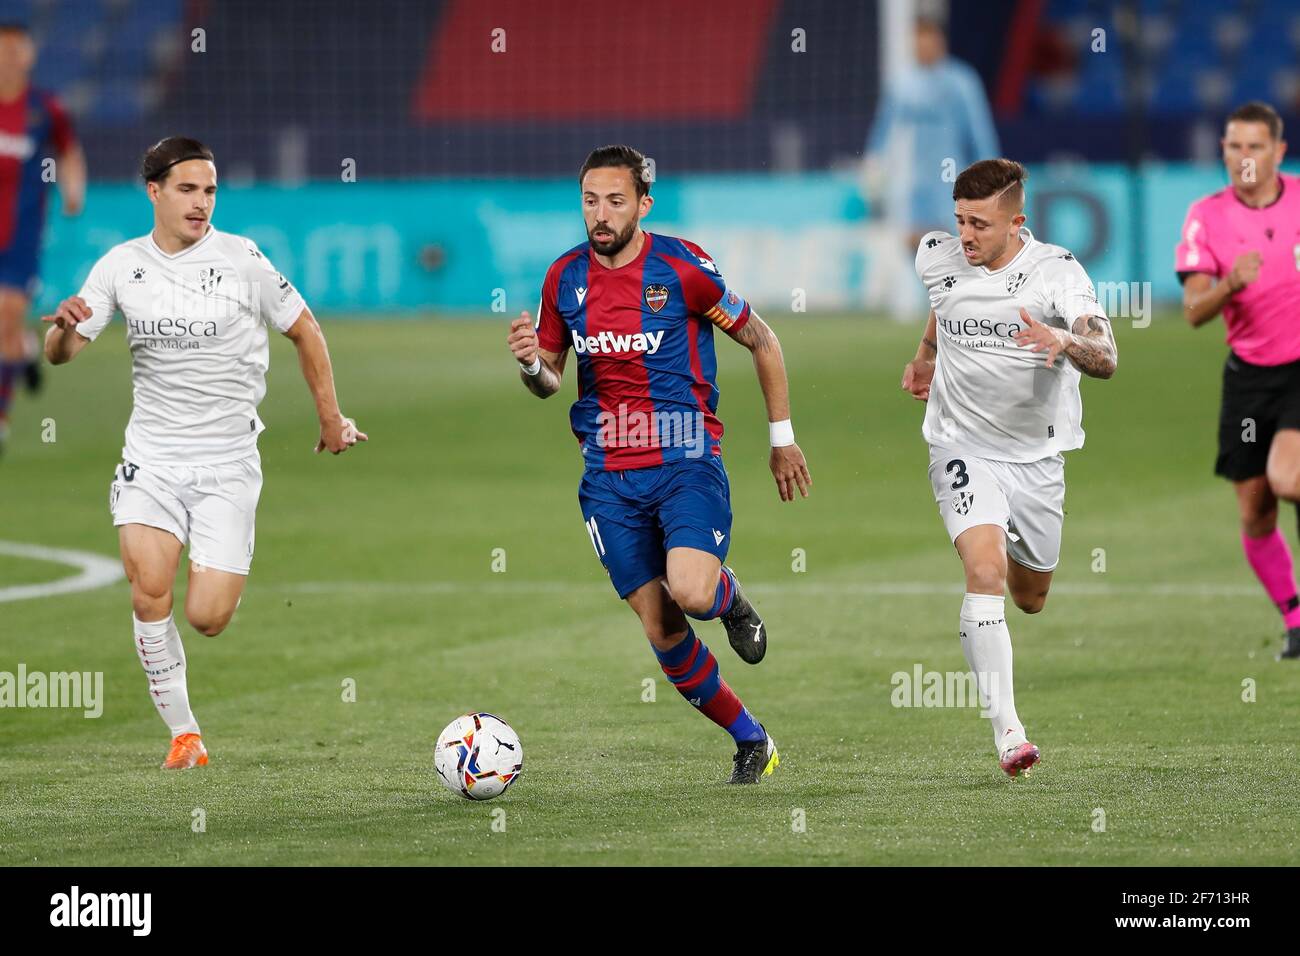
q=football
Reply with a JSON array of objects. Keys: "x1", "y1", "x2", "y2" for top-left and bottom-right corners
[{"x1": 434, "y1": 712, "x2": 524, "y2": 800}]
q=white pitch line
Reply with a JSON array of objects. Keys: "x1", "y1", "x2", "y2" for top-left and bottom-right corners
[
  {"x1": 0, "y1": 540, "x2": 124, "y2": 604},
  {"x1": 272, "y1": 579, "x2": 1263, "y2": 598}
]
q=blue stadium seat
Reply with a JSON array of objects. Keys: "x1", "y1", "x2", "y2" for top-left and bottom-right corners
[
  {"x1": 1073, "y1": 48, "x2": 1126, "y2": 114},
  {"x1": 1152, "y1": 61, "x2": 1205, "y2": 114},
  {"x1": 91, "y1": 80, "x2": 147, "y2": 124}
]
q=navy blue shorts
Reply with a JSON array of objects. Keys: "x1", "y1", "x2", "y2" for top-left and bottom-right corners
[
  {"x1": 578, "y1": 455, "x2": 733, "y2": 599},
  {"x1": 0, "y1": 240, "x2": 40, "y2": 297}
]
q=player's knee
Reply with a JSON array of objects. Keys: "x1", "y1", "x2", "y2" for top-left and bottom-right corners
[
  {"x1": 1013, "y1": 591, "x2": 1047, "y2": 614},
  {"x1": 130, "y1": 580, "x2": 172, "y2": 620},
  {"x1": 664, "y1": 575, "x2": 715, "y2": 617},
  {"x1": 1267, "y1": 468, "x2": 1300, "y2": 503},
  {"x1": 965, "y1": 561, "x2": 1005, "y2": 594},
  {"x1": 185, "y1": 606, "x2": 231, "y2": 637}
]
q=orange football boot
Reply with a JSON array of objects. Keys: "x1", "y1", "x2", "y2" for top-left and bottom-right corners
[{"x1": 162, "y1": 733, "x2": 209, "y2": 770}]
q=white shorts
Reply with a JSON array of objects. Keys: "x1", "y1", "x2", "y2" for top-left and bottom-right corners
[
  {"x1": 109, "y1": 454, "x2": 263, "y2": 575},
  {"x1": 926, "y1": 446, "x2": 1065, "y2": 573}
]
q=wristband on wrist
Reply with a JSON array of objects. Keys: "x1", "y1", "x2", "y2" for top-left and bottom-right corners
[
  {"x1": 769, "y1": 419, "x2": 795, "y2": 447},
  {"x1": 519, "y1": 356, "x2": 542, "y2": 376}
]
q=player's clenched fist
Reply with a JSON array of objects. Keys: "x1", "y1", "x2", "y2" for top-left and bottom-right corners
[
  {"x1": 1228, "y1": 250, "x2": 1262, "y2": 292},
  {"x1": 40, "y1": 295, "x2": 92, "y2": 329},
  {"x1": 315, "y1": 415, "x2": 368, "y2": 455},
  {"x1": 507, "y1": 311, "x2": 539, "y2": 366}
]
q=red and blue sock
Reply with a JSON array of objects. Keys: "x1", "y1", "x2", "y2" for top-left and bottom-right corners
[
  {"x1": 654, "y1": 628, "x2": 765, "y2": 743},
  {"x1": 684, "y1": 566, "x2": 738, "y2": 622},
  {"x1": 0, "y1": 360, "x2": 20, "y2": 420}
]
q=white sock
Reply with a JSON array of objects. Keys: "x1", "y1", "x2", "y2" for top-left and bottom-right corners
[
  {"x1": 133, "y1": 613, "x2": 200, "y2": 739},
  {"x1": 958, "y1": 593, "x2": 1026, "y2": 755}
]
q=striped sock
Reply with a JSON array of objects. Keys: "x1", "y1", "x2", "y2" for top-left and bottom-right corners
[
  {"x1": 684, "y1": 566, "x2": 737, "y2": 621},
  {"x1": 0, "y1": 360, "x2": 20, "y2": 419},
  {"x1": 654, "y1": 628, "x2": 765, "y2": 743}
]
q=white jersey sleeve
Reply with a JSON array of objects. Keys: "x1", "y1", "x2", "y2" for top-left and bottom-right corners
[
  {"x1": 228, "y1": 236, "x2": 306, "y2": 333},
  {"x1": 915, "y1": 231, "x2": 959, "y2": 304},
  {"x1": 73, "y1": 247, "x2": 124, "y2": 342},
  {"x1": 1031, "y1": 252, "x2": 1107, "y2": 328}
]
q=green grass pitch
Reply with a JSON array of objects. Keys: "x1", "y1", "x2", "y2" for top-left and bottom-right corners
[{"x1": 1, "y1": 313, "x2": 1297, "y2": 866}]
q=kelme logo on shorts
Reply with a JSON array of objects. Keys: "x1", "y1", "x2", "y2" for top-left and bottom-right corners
[{"x1": 571, "y1": 329, "x2": 665, "y2": 355}]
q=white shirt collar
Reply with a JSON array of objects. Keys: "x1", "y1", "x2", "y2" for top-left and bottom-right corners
[
  {"x1": 149, "y1": 225, "x2": 215, "y2": 261},
  {"x1": 980, "y1": 226, "x2": 1033, "y2": 275}
]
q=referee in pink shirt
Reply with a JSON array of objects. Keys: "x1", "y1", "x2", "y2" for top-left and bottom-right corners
[{"x1": 1178, "y1": 100, "x2": 1300, "y2": 660}]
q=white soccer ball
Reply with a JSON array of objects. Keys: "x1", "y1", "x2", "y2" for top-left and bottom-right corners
[{"x1": 434, "y1": 712, "x2": 524, "y2": 800}]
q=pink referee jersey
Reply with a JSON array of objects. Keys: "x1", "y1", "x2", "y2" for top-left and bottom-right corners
[{"x1": 1175, "y1": 172, "x2": 1300, "y2": 366}]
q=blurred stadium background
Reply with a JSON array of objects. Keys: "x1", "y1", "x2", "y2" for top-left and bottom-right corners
[{"x1": 25, "y1": 0, "x2": 1300, "y2": 317}]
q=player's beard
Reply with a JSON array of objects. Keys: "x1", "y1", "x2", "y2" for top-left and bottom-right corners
[{"x1": 587, "y1": 219, "x2": 638, "y2": 258}]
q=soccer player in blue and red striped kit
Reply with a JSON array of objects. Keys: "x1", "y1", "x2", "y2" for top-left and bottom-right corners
[
  {"x1": 0, "y1": 15, "x2": 85, "y2": 454},
  {"x1": 506, "y1": 145, "x2": 811, "y2": 784}
]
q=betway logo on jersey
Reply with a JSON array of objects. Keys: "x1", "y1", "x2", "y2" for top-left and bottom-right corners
[
  {"x1": 0, "y1": 131, "x2": 36, "y2": 161},
  {"x1": 571, "y1": 329, "x2": 665, "y2": 356}
]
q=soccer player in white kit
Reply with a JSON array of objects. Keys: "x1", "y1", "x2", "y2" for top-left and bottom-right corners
[
  {"x1": 900, "y1": 159, "x2": 1117, "y2": 777},
  {"x1": 40, "y1": 137, "x2": 367, "y2": 769}
]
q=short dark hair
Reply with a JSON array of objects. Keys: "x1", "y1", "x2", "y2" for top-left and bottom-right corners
[
  {"x1": 141, "y1": 137, "x2": 215, "y2": 183},
  {"x1": 953, "y1": 158, "x2": 1027, "y2": 210},
  {"x1": 579, "y1": 145, "x2": 651, "y2": 199},
  {"x1": 1226, "y1": 101, "x2": 1284, "y2": 141}
]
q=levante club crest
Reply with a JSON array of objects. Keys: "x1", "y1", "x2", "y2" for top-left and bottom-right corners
[{"x1": 644, "y1": 284, "x2": 669, "y2": 313}]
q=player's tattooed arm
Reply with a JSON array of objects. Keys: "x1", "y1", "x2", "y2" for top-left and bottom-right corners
[
  {"x1": 1062, "y1": 313, "x2": 1117, "y2": 379},
  {"x1": 508, "y1": 311, "x2": 566, "y2": 398},
  {"x1": 731, "y1": 312, "x2": 779, "y2": 353},
  {"x1": 522, "y1": 349, "x2": 566, "y2": 398},
  {"x1": 1014, "y1": 307, "x2": 1116, "y2": 380}
]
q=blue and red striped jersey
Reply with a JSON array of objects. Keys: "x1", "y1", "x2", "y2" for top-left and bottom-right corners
[
  {"x1": 0, "y1": 86, "x2": 75, "y2": 253},
  {"x1": 536, "y1": 232, "x2": 752, "y2": 472}
]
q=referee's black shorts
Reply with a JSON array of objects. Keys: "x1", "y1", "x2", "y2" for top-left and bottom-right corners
[{"x1": 1216, "y1": 351, "x2": 1300, "y2": 481}]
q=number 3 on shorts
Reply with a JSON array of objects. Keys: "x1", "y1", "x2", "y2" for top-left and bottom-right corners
[{"x1": 945, "y1": 459, "x2": 969, "y2": 490}]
